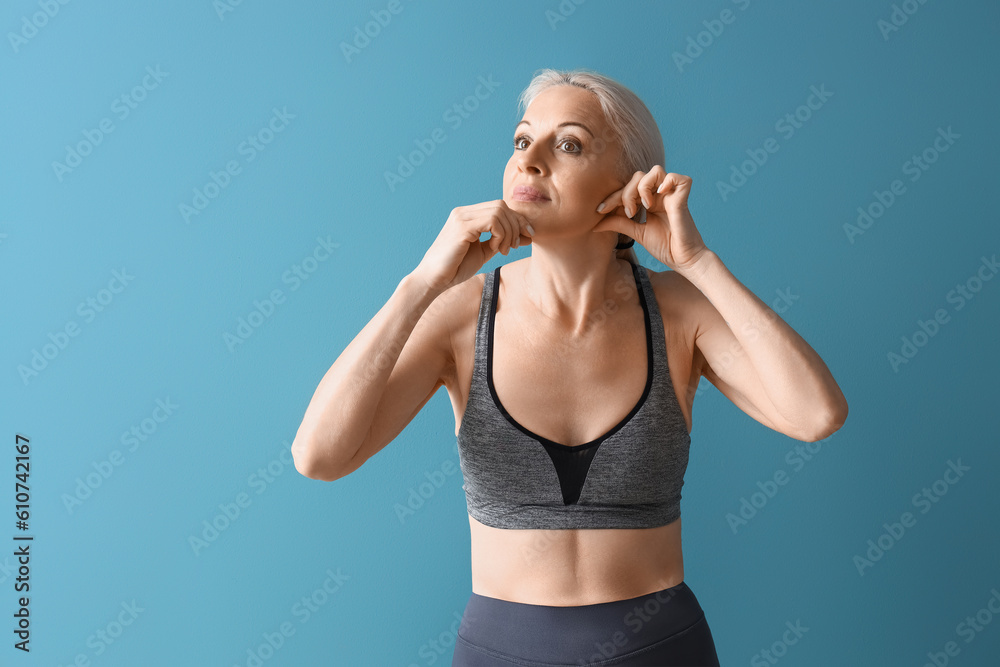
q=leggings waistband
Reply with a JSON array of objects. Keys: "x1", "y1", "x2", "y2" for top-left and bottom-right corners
[{"x1": 455, "y1": 580, "x2": 719, "y2": 666}]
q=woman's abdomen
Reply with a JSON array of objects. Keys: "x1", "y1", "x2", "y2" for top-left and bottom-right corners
[{"x1": 468, "y1": 515, "x2": 684, "y2": 606}]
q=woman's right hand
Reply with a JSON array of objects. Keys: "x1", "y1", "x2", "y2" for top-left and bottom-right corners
[{"x1": 411, "y1": 200, "x2": 534, "y2": 293}]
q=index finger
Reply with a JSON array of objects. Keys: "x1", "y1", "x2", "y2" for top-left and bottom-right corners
[{"x1": 595, "y1": 186, "x2": 625, "y2": 214}]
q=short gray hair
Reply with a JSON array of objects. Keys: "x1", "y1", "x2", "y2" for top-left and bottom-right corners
[{"x1": 516, "y1": 68, "x2": 665, "y2": 264}]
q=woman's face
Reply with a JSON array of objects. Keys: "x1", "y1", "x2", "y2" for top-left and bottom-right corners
[{"x1": 503, "y1": 85, "x2": 625, "y2": 237}]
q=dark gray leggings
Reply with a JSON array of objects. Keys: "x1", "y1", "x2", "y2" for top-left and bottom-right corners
[{"x1": 452, "y1": 580, "x2": 721, "y2": 666}]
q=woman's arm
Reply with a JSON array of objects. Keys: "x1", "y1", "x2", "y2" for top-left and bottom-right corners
[
  {"x1": 592, "y1": 167, "x2": 848, "y2": 441},
  {"x1": 680, "y1": 250, "x2": 849, "y2": 442},
  {"x1": 293, "y1": 199, "x2": 531, "y2": 480},
  {"x1": 291, "y1": 272, "x2": 455, "y2": 481}
]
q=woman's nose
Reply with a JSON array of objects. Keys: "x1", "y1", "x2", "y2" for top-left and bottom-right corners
[{"x1": 518, "y1": 146, "x2": 545, "y2": 174}]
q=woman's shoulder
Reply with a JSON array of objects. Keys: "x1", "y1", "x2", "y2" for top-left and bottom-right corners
[
  {"x1": 429, "y1": 266, "x2": 494, "y2": 334},
  {"x1": 645, "y1": 264, "x2": 699, "y2": 298},
  {"x1": 644, "y1": 265, "x2": 707, "y2": 328}
]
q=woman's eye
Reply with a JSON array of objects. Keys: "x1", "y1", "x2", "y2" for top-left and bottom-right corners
[
  {"x1": 559, "y1": 139, "x2": 581, "y2": 153},
  {"x1": 511, "y1": 135, "x2": 581, "y2": 153}
]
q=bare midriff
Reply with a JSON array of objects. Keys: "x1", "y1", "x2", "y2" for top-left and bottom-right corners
[{"x1": 468, "y1": 514, "x2": 684, "y2": 606}]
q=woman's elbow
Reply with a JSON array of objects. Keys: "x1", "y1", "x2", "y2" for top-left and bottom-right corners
[
  {"x1": 810, "y1": 400, "x2": 848, "y2": 442},
  {"x1": 291, "y1": 436, "x2": 342, "y2": 481}
]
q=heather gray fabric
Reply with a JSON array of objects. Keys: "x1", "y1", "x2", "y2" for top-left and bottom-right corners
[{"x1": 456, "y1": 260, "x2": 692, "y2": 530}]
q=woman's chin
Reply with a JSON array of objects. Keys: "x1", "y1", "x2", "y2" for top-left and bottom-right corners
[{"x1": 507, "y1": 200, "x2": 545, "y2": 221}]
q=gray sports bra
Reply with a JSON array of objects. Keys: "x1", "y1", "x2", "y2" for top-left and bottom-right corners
[{"x1": 456, "y1": 261, "x2": 692, "y2": 530}]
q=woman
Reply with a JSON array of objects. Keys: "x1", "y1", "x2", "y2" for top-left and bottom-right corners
[{"x1": 291, "y1": 68, "x2": 849, "y2": 665}]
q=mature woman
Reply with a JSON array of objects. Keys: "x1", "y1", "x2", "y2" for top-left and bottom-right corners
[{"x1": 292, "y1": 68, "x2": 848, "y2": 666}]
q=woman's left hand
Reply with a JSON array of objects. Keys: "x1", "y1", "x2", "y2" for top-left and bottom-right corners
[{"x1": 592, "y1": 167, "x2": 710, "y2": 274}]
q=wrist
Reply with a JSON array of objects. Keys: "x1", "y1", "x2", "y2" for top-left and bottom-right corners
[
  {"x1": 401, "y1": 271, "x2": 446, "y2": 303},
  {"x1": 677, "y1": 248, "x2": 720, "y2": 285}
]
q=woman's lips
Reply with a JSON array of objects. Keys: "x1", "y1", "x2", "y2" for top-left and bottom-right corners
[
  {"x1": 512, "y1": 185, "x2": 550, "y2": 202},
  {"x1": 512, "y1": 193, "x2": 550, "y2": 202}
]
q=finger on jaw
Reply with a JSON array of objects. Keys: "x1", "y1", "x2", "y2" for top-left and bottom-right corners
[
  {"x1": 622, "y1": 170, "x2": 649, "y2": 218},
  {"x1": 596, "y1": 186, "x2": 625, "y2": 215},
  {"x1": 654, "y1": 167, "x2": 676, "y2": 194},
  {"x1": 505, "y1": 208, "x2": 526, "y2": 250},
  {"x1": 637, "y1": 170, "x2": 663, "y2": 211},
  {"x1": 510, "y1": 211, "x2": 534, "y2": 249},
  {"x1": 501, "y1": 210, "x2": 516, "y2": 251}
]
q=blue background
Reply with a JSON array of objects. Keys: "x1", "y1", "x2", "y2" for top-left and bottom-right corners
[{"x1": 2, "y1": 0, "x2": 998, "y2": 665}]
